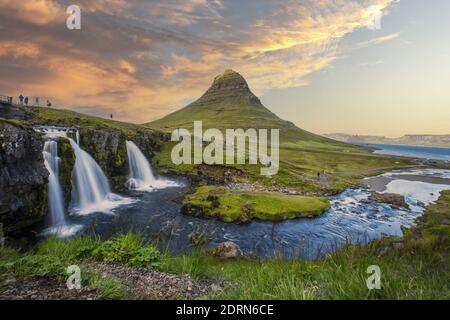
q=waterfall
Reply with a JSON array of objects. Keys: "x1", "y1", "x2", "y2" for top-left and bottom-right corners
[
  {"x1": 69, "y1": 138, "x2": 112, "y2": 212},
  {"x1": 43, "y1": 140, "x2": 66, "y2": 227},
  {"x1": 76, "y1": 130, "x2": 80, "y2": 145},
  {"x1": 69, "y1": 138, "x2": 133, "y2": 214},
  {"x1": 126, "y1": 141, "x2": 156, "y2": 190},
  {"x1": 125, "y1": 140, "x2": 180, "y2": 191}
]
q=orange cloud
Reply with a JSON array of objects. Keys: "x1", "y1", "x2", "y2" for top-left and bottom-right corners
[
  {"x1": 0, "y1": 0, "x2": 401, "y2": 123},
  {"x1": 0, "y1": 0, "x2": 63, "y2": 25}
]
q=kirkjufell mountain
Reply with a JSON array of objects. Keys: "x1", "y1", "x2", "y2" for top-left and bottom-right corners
[{"x1": 147, "y1": 70, "x2": 354, "y2": 148}]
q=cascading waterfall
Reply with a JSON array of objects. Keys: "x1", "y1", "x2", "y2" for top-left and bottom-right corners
[
  {"x1": 43, "y1": 140, "x2": 66, "y2": 227},
  {"x1": 125, "y1": 140, "x2": 180, "y2": 191},
  {"x1": 126, "y1": 140, "x2": 156, "y2": 189},
  {"x1": 69, "y1": 138, "x2": 114, "y2": 213},
  {"x1": 76, "y1": 130, "x2": 80, "y2": 145}
]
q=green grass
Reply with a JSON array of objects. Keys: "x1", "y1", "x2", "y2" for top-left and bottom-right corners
[
  {"x1": 0, "y1": 233, "x2": 162, "y2": 299},
  {"x1": 0, "y1": 117, "x2": 29, "y2": 129},
  {"x1": 183, "y1": 186, "x2": 330, "y2": 222},
  {"x1": 153, "y1": 140, "x2": 415, "y2": 195},
  {"x1": 413, "y1": 190, "x2": 450, "y2": 242},
  {"x1": 25, "y1": 106, "x2": 160, "y2": 137},
  {"x1": 163, "y1": 191, "x2": 450, "y2": 299}
]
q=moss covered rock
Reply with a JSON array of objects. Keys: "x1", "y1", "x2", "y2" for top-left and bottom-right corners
[{"x1": 57, "y1": 138, "x2": 75, "y2": 207}]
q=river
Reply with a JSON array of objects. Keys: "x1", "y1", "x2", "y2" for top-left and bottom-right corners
[{"x1": 31, "y1": 169, "x2": 450, "y2": 260}]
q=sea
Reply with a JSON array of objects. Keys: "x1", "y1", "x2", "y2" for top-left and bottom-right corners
[{"x1": 358, "y1": 143, "x2": 450, "y2": 162}]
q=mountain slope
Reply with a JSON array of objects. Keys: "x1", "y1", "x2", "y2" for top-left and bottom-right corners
[{"x1": 146, "y1": 70, "x2": 361, "y2": 151}]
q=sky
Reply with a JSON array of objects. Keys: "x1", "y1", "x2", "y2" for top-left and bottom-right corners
[{"x1": 0, "y1": 0, "x2": 449, "y2": 137}]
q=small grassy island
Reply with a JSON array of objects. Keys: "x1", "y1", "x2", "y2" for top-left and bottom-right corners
[{"x1": 183, "y1": 186, "x2": 330, "y2": 222}]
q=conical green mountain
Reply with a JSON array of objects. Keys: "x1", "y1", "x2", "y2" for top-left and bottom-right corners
[{"x1": 146, "y1": 70, "x2": 354, "y2": 149}]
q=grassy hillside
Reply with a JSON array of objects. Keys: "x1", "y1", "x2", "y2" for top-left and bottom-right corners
[
  {"x1": 146, "y1": 70, "x2": 363, "y2": 153},
  {"x1": 146, "y1": 70, "x2": 415, "y2": 194},
  {"x1": 24, "y1": 106, "x2": 154, "y2": 136}
]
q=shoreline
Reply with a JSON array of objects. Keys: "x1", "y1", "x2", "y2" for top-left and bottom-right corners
[{"x1": 363, "y1": 169, "x2": 450, "y2": 192}]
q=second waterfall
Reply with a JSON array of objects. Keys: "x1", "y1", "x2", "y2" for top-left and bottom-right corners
[
  {"x1": 125, "y1": 140, "x2": 180, "y2": 191},
  {"x1": 70, "y1": 138, "x2": 132, "y2": 214}
]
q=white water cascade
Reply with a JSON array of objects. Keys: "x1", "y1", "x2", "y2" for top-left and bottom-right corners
[
  {"x1": 69, "y1": 138, "x2": 133, "y2": 214},
  {"x1": 126, "y1": 140, "x2": 156, "y2": 189},
  {"x1": 70, "y1": 138, "x2": 110, "y2": 213},
  {"x1": 43, "y1": 140, "x2": 66, "y2": 227},
  {"x1": 125, "y1": 140, "x2": 180, "y2": 191}
]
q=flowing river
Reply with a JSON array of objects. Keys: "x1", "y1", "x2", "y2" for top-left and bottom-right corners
[{"x1": 35, "y1": 169, "x2": 450, "y2": 260}]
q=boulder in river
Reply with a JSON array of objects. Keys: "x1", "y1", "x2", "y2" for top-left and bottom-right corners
[
  {"x1": 211, "y1": 241, "x2": 242, "y2": 259},
  {"x1": 368, "y1": 192, "x2": 410, "y2": 210}
]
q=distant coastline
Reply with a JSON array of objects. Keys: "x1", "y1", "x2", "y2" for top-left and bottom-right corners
[
  {"x1": 356, "y1": 143, "x2": 450, "y2": 162},
  {"x1": 324, "y1": 133, "x2": 450, "y2": 148}
]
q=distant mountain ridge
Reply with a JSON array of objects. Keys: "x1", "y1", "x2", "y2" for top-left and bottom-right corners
[{"x1": 324, "y1": 133, "x2": 450, "y2": 148}]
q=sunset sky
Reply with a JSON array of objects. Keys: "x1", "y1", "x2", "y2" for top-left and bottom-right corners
[{"x1": 0, "y1": 0, "x2": 449, "y2": 137}]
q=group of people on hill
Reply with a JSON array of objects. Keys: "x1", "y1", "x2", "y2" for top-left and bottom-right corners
[
  {"x1": 18, "y1": 94, "x2": 51, "y2": 107},
  {"x1": 15, "y1": 94, "x2": 114, "y2": 119}
]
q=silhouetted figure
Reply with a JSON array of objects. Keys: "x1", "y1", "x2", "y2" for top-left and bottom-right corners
[
  {"x1": 24, "y1": 96, "x2": 29, "y2": 105},
  {"x1": 110, "y1": 113, "x2": 113, "y2": 119},
  {"x1": 317, "y1": 172, "x2": 321, "y2": 180},
  {"x1": 19, "y1": 94, "x2": 24, "y2": 105}
]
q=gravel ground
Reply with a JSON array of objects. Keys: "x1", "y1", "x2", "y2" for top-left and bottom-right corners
[
  {"x1": 0, "y1": 278, "x2": 99, "y2": 300},
  {"x1": 83, "y1": 261, "x2": 226, "y2": 300},
  {"x1": 0, "y1": 262, "x2": 228, "y2": 300}
]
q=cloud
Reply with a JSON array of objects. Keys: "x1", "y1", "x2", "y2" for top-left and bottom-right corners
[
  {"x1": 0, "y1": 0, "x2": 399, "y2": 123},
  {"x1": 356, "y1": 32, "x2": 400, "y2": 49}
]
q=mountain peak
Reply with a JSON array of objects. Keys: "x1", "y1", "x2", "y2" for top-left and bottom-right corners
[{"x1": 192, "y1": 70, "x2": 261, "y2": 107}]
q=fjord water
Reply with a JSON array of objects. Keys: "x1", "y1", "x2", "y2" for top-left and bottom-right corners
[
  {"x1": 365, "y1": 143, "x2": 450, "y2": 161},
  {"x1": 126, "y1": 140, "x2": 156, "y2": 190},
  {"x1": 42, "y1": 140, "x2": 66, "y2": 227}
]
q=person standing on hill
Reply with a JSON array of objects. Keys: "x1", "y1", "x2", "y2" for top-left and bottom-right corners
[
  {"x1": 24, "y1": 96, "x2": 29, "y2": 105},
  {"x1": 19, "y1": 94, "x2": 24, "y2": 105},
  {"x1": 110, "y1": 113, "x2": 113, "y2": 119}
]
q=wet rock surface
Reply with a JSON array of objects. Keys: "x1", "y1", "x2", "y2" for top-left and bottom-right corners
[
  {"x1": 0, "y1": 120, "x2": 48, "y2": 233},
  {"x1": 368, "y1": 193, "x2": 410, "y2": 210}
]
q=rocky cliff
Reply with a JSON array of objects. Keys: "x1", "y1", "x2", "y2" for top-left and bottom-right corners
[
  {"x1": 0, "y1": 105, "x2": 168, "y2": 232},
  {"x1": 0, "y1": 119, "x2": 48, "y2": 233}
]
